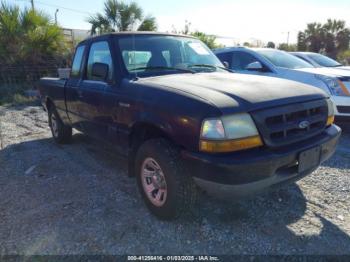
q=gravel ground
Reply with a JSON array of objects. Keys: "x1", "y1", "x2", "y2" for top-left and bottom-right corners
[{"x1": 0, "y1": 104, "x2": 349, "y2": 255}]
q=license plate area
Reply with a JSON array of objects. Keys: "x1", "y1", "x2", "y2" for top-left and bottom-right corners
[{"x1": 298, "y1": 146, "x2": 321, "y2": 173}]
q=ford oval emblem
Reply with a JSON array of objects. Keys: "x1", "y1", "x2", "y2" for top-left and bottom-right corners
[{"x1": 298, "y1": 120, "x2": 310, "y2": 129}]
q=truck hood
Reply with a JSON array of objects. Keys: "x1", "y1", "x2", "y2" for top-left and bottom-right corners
[
  {"x1": 138, "y1": 72, "x2": 327, "y2": 114},
  {"x1": 338, "y1": 66, "x2": 350, "y2": 71},
  {"x1": 297, "y1": 67, "x2": 350, "y2": 79}
]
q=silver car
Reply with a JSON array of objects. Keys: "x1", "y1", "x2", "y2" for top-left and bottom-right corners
[
  {"x1": 214, "y1": 47, "x2": 350, "y2": 122},
  {"x1": 291, "y1": 52, "x2": 350, "y2": 71}
]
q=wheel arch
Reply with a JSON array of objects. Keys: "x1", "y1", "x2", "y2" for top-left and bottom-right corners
[
  {"x1": 127, "y1": 120, "x2": 179, "y2": 177},
  {"x1": 45, "y1": 97, "x2": 54, "y2": 111}
]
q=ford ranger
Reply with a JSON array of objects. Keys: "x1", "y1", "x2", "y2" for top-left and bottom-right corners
[{"x1": 38, "y1": 32, "x2": 341, "y2": 220}]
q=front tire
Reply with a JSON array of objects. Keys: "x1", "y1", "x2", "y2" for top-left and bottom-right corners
[
  {"x1": 48, "y1": 106, "x2": 72, "y2": 144},
  {"x1": 135, "y1": 138, "x2": 198, "y2": 220}
]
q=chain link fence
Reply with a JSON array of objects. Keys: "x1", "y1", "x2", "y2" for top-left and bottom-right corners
[
  {"x1": 0, "y1": 64, "x2": 60, "y2": 87},
  {"x1": 0, "y1": 56, "x2": 69, "y2": 103}
]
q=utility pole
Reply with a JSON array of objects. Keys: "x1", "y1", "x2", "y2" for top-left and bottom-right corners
[
  {"x1": 30, "y1": 0, "x2": 34, "y2": 11},
  {"x1": 287, "y1": 31, "x2": 290, "y2": 46},
  {"x1": 55, "y1": 9, "x2": 59, "y2": 24}
]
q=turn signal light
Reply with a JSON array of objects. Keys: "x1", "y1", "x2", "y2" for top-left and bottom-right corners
[
  {"x1": 338, "y1": 80, "x2": 350, "y2": 96},
  {"x1": 200, "y1": 135, "x2": 263, "y2": 153},
  {"x1": 326, "y1": 115, "x2": 335, "y2": 126}
]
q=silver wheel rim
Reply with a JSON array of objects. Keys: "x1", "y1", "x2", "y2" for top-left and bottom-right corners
[
  {"x1": 141, "y1": 157, "x2": 167, "y2": 207},
  {"x1": 51, "y1": 114, "x2": 59, "y2": 137}
]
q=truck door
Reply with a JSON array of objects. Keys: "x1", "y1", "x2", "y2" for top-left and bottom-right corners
[
  {"x1": 78, "y1": 40, "x2": 117, "y2": 140},
  {"x1": 65, "y1": 44, "x2": 86, "y2": 127}
]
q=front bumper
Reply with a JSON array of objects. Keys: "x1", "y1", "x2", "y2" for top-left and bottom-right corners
[
  {"x1": 182, "y1": 125, "x2": 341, "y2": 198},
  {"x1": 331, "y1": 96, "x2": 350, "y2": 122}
]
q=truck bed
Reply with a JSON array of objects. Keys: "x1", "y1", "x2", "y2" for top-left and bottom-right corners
[{"x1": 38, "y1": 77, "x2": 67, "y2": 115}]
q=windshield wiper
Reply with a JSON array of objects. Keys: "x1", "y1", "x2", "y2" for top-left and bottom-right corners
[
  {"x1": 188, "y1": 64, "x2": 231, "y2": 72},
  {"x1": 129, "y1": 66, "x2": 195, "y2": 73}
]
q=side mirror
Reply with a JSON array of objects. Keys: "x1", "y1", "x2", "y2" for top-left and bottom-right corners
[
  {"x1": 91, "y1": 62, "x2": 109, "y2": 81},
  {"x1": 245, "y1": 61, "x2": 263, "y2": 71},
  {"x1": 222, "y1": 61, "x2": 229, "y2": 68}
]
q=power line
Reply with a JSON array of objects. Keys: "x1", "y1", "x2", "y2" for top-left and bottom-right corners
[
  {"x1": 36, "y1": 0, "x2": 92, "y2": 15},
  {"x1": 15, "y1": 0, "x2": 92, "y2": 15}
]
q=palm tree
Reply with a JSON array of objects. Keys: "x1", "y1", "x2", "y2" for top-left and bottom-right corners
[
  {"x1": 323, "y1": 19, "x2": 350, "y2": 54},
  {"x1": 304, "y1": 22, "x2": 324, "y2": 52},
  {"x1": 0, "y1": 2, "x2": 67, "y2": 65},
  {"x1": 87, "y1": 0, "x2": 157, "y2": 35},
  {"x1": 0, "y1": 3, "x2": 22, "y2": 63},
  {"x1": 298, "y1": 19, "x2": 350, "y2": 58},
  {"x1": 297, "y1": 32, "x2": 306, "y2": 51}
]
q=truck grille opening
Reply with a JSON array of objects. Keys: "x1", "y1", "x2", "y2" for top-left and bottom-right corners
[
  {"x1": 252, "y1": 100, "x2": 328, "y2": 147},
  {"x1": 337, "y1": 106, "x2": 350, "y2": 114}
]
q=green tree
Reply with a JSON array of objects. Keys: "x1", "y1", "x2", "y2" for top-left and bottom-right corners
[
  {"x1": 0, "y1": 2, "x2": 67, "y2": 65},
  {"x1": 304, "y1": 22, "x2": 324, "y2": 52},
  {"x1": 323, "y1": 19, "x2": 350, "y2": 58},
  {"x1": 278, "y1": 43, "x2": 297, "y2": 51},
  {"x1": 87, "y1": 0, "x2": 157, "y2": 35},
  {"x1": 190, "y1": 31, "x2": 223, "y2": 49},
  {"x1": 266, "y1": 41, "x2": 275, "y2": 48},
  {"x1": 0, "y1": 3, "x2": 22, "y2": 64},
  {"x1": 138, "y1": 16, "x2": 157, "y2": 31},
  {"x1": 0, "y1": 1, "x2": 69, "y2": 104},
  {"x1": 297, "y1": 19, "x2": 350, "y2": 58},
  {"x1": 338, "y1": 49, "x2": 350, "y2": 65},
  {"x1": 297, "y1": 32, "x2": 307, "y2": 51}
]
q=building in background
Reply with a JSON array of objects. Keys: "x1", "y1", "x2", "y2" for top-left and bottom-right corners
[{"x1": 62, "y1": 28, "x2": 90, "y2": 47}]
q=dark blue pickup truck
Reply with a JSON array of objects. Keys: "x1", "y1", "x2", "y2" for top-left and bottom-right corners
[{"x1": 38, "y1": 32, "x2": 341, "y2": 220}]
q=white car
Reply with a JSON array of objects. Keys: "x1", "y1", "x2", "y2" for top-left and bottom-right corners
[
  {"x1": 291, "y1": 52, "x2": 350, "y2": 71},
  {"x1": 214, "y1": 47, "x2": 350, "y2": 122}
]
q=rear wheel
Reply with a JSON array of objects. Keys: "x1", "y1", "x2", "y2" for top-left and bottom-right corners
[
  {"x1": 135, "y1": 138, "x2": 198, "y2": 220},
  {"x1": 48, "y1": 106, "x2": 72, "y2": 144}
]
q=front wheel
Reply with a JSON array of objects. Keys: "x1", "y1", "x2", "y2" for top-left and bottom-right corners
[
  {"x1": 135, "y1": 138, "x2": 198, "y2": 220},
  {"x1": 48, "y1": 106, "x2": 72, "y2": 144}
]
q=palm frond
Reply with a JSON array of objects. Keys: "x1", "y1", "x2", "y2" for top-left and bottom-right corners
[{"x1": 137, "y1": 15, "x2": 157, "y2": 31}]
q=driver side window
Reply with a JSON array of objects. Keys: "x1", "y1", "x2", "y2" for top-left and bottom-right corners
[
  {"x1": 87, "y1": 41, "x2": 113, "y2": 81},
  {"x1": 231, "y1": 51, "x2": 259, "y2": 70}
]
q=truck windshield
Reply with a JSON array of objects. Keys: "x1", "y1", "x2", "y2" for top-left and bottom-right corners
[
  {"x1": 307, "y1": 53, "x2": 342, "y2": 67},
  {"x1": 118, "y1": 35, "x2": 225, "y2": 75},
  {"x1": 256, "y1": 49, "x2": 314, "y2": 69}
]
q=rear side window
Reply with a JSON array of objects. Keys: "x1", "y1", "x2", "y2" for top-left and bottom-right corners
[
  {"x1": 71, "y1": 45, "x2": 85, "y2": 77},
  {"x1": 231, "y1": 51, "x2": 259, "y2": 70},
  {"x1": 87, "y1": 41, "x2": 113, "y2": 81}
]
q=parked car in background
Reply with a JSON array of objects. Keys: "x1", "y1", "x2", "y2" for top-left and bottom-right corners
[
  {"x1": 291, "y1": 52, "x2": 350, "y2": 71},
  {"x1": 37, "y1": 33, "x2": 340, "y2": 220},
  {"x1": 214, "y1": 47, "x2": 350, "y2": 122}
]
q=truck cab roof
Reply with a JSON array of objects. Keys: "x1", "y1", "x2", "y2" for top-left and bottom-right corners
[{"x1": 79, "y1": 31, "x2": 196, "y2": 46}]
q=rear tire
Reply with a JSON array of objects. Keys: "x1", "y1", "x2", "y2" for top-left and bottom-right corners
[
  {"x1": 135, "y1": 138, "x2": 198, "y2": 220},
  {"x1": 48, "y1": 106, "x2": 72, "y2": 144}
]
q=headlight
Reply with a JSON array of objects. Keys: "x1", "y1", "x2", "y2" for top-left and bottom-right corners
[
  {"x1": 316, "y1": 75, "x2": 350, "y2": 97},
  {"x1": 326, "y1": 99, "x2": 335, "y2": 126},
  {"x1": 200, "y1": 113, "x2": 263, "y2": 153}
]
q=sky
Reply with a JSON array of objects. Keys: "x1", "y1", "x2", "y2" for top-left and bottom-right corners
[{"x1": 10, "y1": 0, "x2": 350, "y2": 45}]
